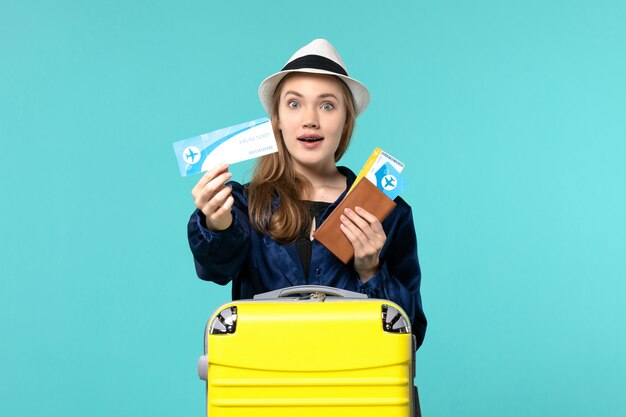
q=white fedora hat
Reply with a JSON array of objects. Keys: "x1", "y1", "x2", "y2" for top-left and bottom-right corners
[{"x1": 258, "y1": 39, "x2": 370, "y2": 116}]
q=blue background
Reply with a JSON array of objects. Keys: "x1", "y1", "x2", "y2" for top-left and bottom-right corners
[{"x1": 1, "y1": 1, "x2": 625, "y2": 416}]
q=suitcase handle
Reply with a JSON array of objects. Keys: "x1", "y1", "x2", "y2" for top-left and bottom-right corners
[{"x1": 253, "y1": 285, "x2": 368, "y2": 300}]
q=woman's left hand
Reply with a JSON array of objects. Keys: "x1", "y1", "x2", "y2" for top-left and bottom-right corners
[{"x1": 340, "y1": 206, "x2": 387, "y2": 282}]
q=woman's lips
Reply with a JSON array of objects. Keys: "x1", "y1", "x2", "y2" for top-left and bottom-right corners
[{"x1": 297, "y1": 134, "x2": 324, "y2": 142}]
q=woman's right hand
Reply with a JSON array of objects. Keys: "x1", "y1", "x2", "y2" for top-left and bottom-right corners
[{"x1": 191, "y1": 164, "x2": 234, "y2": 231}]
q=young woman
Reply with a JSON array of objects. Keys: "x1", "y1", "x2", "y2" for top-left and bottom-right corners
[{"x1": 187, "y1": 39, "x2": 426, "y2": 347}]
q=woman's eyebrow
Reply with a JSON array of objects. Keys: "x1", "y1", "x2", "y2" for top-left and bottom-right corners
[
  {"x1": 318, "y1": 93, "x2": 339, "y2": 100},
  {"x1": 283, "y1": 90, "x2": 303, "y2": 98}
]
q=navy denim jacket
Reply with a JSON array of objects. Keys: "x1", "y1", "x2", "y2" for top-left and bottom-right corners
[{"x1": 187, "y1": 167, "x2": 426, "y2": 348}]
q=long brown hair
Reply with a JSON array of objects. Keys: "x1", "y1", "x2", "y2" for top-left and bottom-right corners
[{"x1": 247, "y1": 73, "x2": 357, "y2": 243}]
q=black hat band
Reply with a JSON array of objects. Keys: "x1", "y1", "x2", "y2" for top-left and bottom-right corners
[{"x1": 281, "y1": 54, "x2": 348, "y2": 77}]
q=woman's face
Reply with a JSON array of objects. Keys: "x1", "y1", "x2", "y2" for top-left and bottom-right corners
[{"x1": 277, "y1": 73, "x2": 347, "y2": 175}]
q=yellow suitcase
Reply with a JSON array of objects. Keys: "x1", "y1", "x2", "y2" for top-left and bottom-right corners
[{"x1": 198, "y1": 285, "x2": 421, "y2": 417}]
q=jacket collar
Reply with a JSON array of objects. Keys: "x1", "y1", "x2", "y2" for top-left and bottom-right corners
[{"x1": 328, "y1": 166, "x2": 356, "y2": 211}]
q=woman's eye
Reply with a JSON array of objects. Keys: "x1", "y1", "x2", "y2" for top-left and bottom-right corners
[
  {"x1": 321, "y1": 103, "x2": 334, "y2": 110},
  {"x1": 288, "y1": 101, "x2": 299, "y2": 109}
]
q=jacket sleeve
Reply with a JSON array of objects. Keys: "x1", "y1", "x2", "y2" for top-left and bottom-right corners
[
  {"x1": 357, "y1": 204, "x2": 427, "y2": 349},
  {"x1": 187, "y1": 184, "x2": 251, "y2": 285}
]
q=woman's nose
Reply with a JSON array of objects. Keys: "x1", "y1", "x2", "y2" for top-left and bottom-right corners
[{"x1": 302, "y1": 108, "x2": 319, "y2": 128}]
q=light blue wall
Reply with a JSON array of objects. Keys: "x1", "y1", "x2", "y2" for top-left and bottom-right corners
[{"x1": 1, "y1": 1, "x2": 625, "y2": 416}]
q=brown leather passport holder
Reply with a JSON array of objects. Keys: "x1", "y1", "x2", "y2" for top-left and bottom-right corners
[{"x1": 313, "y1": 178, "x2": 397, "y2": 264}]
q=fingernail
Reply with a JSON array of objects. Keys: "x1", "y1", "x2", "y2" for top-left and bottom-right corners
[
  {"x1": 344, "y1": 208, "x2": 352, "y2": 215},
  {"x1": 340, "y1": 214, "x2": 347, "y2": 222},
  {"x1": 355, "y1": 206, "x2": 362, "y2": 213}
]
